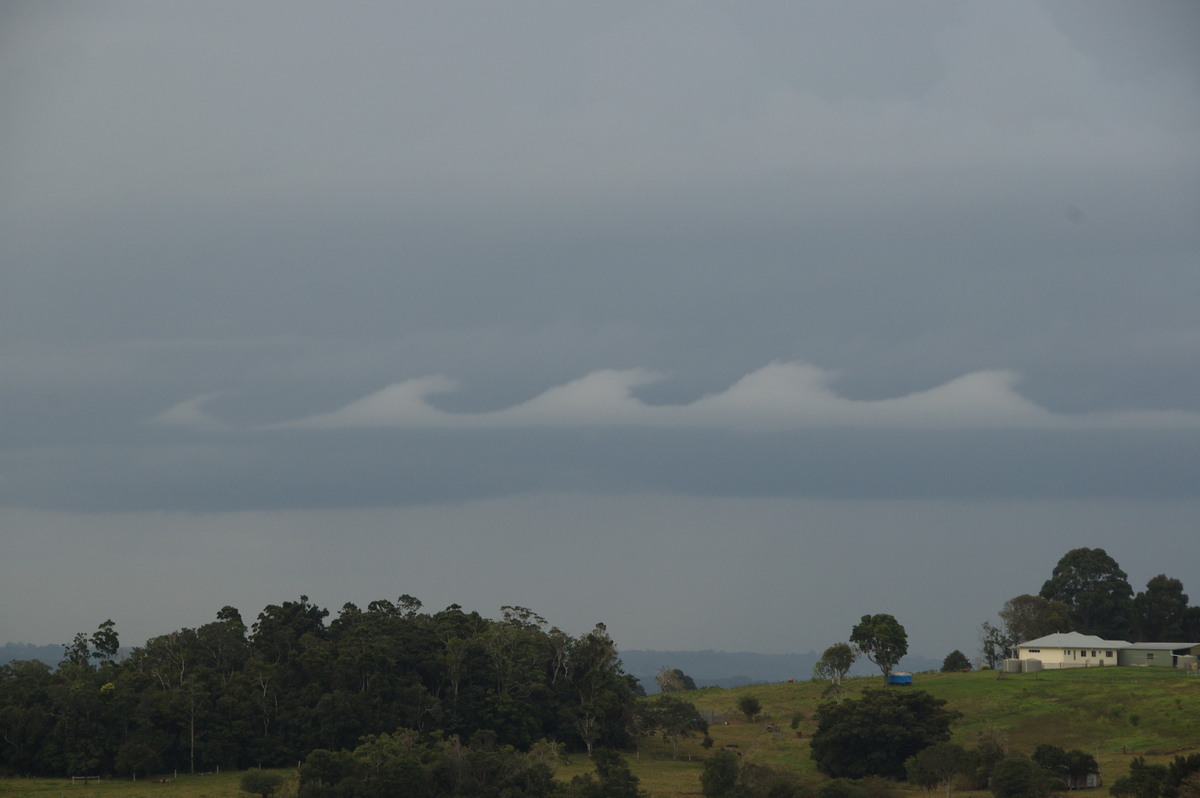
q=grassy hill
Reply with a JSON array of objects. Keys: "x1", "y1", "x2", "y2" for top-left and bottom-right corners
[
  {"x1": 2, "y1": 668, "x2": 1195, "y2": 798},
  {"x1": 586, "y1": 666, "x2": 1200, "y2": 797}
]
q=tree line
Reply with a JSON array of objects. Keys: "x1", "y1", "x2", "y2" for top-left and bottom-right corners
[
  {"x1": 0, "y1": 597, "x2": 641, "y2": 778},
  {"x1": 979, "y1": 548, "x2": 1200, "y2": 668}
]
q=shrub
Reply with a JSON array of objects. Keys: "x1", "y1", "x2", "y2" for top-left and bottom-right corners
[
  {"x1": 701, "y1": 750, "x2": 740, "y2": 798},
  {"x1": 240, "y1": 770, "x2": 285, "y2": 798},
  {"x1": 810, "y1": 689, "x2": 961, "y2": 779},
  {"x1": 990, "y1": 754, "x2": 1060, "y2": 798},
  {"x1": 817, "y1": 778, "x2": 869, "y2": 798},
  {"x1": 737, "y1": 695, "x2": 762, "y2": 721}
]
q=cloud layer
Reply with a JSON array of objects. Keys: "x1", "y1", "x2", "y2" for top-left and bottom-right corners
[
  {"x1": 153, "y1": 361, "x2": 1200, "y2": 432},
  {"x1": 3, "y1": 2, "x2": 1198, "y2": 660}
]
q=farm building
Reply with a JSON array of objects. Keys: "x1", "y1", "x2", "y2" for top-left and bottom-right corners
[
  {"x1": 1014, "y1": 631, "x2": 1200, "y2": 670},
  {"x1": 1117, "y1": 642, "x2": 1200, "y2": 668},
  {"x1": 1014, "y1": 632, "x2": 1127, "y2": 669}
]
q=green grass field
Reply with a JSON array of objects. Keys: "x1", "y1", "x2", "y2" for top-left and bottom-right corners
[
  {"x1": 591, "y1": 667, "x2": 1200, "y2": 797},
  {"x1": 3, "y1": 668, "x2": 1197, "y2": 798},
  {"x1": 0, "y1": 770, "x2": 297, "y2": 798}
]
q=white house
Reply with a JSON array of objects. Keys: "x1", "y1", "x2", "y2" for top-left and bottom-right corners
[{"x1": 1014, "y1": 632, "x2": 1130, "y2": 669}]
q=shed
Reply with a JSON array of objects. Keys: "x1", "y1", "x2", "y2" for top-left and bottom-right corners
[{"x1": 1118, "y1": 642, "x2": 1200, "y2": 668}]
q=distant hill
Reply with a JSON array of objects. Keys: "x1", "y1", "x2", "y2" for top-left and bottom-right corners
[
  {"x1": 3, "y1": 640, "x2": 938, "y2": 684},
  {"x1": 0, "y1": 642, "x2": 63, "y2": 666},
  {"x1": 620, "y1": 649, "x2": 942, "y2": 692}
]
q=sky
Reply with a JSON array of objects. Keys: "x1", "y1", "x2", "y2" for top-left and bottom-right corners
[{"x1": 2, "y1": 1, "x2": 1198, "y2": 662}]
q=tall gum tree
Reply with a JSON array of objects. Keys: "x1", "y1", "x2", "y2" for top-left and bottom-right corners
[{"x1": 1039, "y1": 548, "x2": 1133, "y2": 639}]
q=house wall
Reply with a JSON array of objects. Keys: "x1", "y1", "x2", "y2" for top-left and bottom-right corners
[
  {"x1": 1018, "y1": 646, "x2": 1118, "y2": 669},
  {"x1": 1118, "y1": 649, "x2": 1174, "y2": 667},
  {"x1": 1018, "y1": 646, "x2": 1066, "y2": 666}
]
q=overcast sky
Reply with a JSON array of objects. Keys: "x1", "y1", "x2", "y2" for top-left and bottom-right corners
[{"x1": 2, "y1": 1, "x2": 1198, "y2": 661}]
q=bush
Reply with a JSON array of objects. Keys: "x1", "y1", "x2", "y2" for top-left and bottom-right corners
[
  {"x1": 817, "y1": 778, "x2": 869, "y2": 798},
  {"x1": 565, "y1": 749, "x2": 645, "y2": 798},
  {"x1": 701, "y1": 749, "x2": 802, "y2": 798},
  {"x1": 701, "y1": 750, "x2": 740, "y2": 798},
  {"x1": 810, "y1": 689, "x2": 961, "y2": 779},
  {"x1": 240, "y1": 770, "x2": 285, "y2": 798},
  {"x1": 738, "y1": 695, "x2": 762, "y2": 721},
  {"x1": 990, "y1": 754, "x2": 1060, "y2": 798}
]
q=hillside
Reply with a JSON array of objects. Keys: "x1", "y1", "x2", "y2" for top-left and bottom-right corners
[
  {"x1": 0, "y1": 642, "x2": 62, "y2": 666},
  {"x1": 0, "y1": 668, "x2": 1195, "y2": 798},
  {"x1": 595, "y1": 666, "x2": 1200, "y2": 797}
]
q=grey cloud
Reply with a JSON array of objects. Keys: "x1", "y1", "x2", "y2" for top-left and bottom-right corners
[
  {"x1": 3, "y1": 496, "x2": 1198, "y2": 654},
  {"x1": 5, "y1": 424, "x2": 1198, "y2": 514},
  {"x1": 1, "y1": 1, "x2": 1197, "y2": 654},
  {"x1": 155, "y1": 362, "x2": 1200, "y2": 432}
]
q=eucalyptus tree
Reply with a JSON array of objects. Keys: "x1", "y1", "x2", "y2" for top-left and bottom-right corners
[
  {"x1": 813, "y1": 643, "x2": 857, "y2": 701},
  {"x1": 1039, "y1": 548, "x2": 1134, "y2": 639},
  {"x1": 850, "y1": 614, "x2": 908, "y2": 682},
  {"x1": 1133, "y1": 575, "x2": 1190, "y2": 641}
]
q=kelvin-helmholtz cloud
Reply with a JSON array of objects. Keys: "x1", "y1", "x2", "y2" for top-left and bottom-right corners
[{"x1": 153, "y1": 361, "x2": 1200, "y2": 432}]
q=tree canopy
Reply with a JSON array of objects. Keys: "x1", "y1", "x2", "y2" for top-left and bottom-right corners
[
  {"x1": 813, "y1": 643, "x2": 858, "y2": 702},
  {"x1": 0, "y1": 598, "x2": 638, "y2": 778},
  {"x1": 998, "y1": 595, "x2": 1070, "y2": 645},
  {"x1": 849, "y1": 614, "x2": 908, "y2": 681},
  {"x1": 655, "y1": 667, "x2": 697, "y2": 693},
  {"x1": 634, "y1": 695, "x2": 709, "y2": 760},
  {"x1": 809, "y1": 688, "x2": 960, "y2": 779},
  {"x1": 990, "y1": 754, "x2": 1060, "y2": 798},
  {"x1": 906, "y1": 742, "x2": 969, "y2": 798},
  {"x1": 941, "y1": 650, "x2": 971, "y2": 672},
  {"x1": 1039, "y1": 548, "x2": 1134, "y2": 639},
  {"x1": 1134, "y1": 575, "x2": 1191, "y2": 642},
  {"x1": 240, "y1": 770, "x2": 285, "y2": 798}
]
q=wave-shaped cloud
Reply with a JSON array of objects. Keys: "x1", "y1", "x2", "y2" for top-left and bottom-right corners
[
  {"x1": 151, "y1": 361, "x2": 1200, "y2": 432},
  {"x1": 148, "y1": 391, "x2": 232, "y2": 430}
]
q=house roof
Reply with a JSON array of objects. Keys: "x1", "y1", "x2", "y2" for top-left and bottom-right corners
[
  {"x1": 1122, "y1": 642, "x2": 1199, "y2": 651},
  {"x1": 1016, "y1": 631, "x2": 1131, "y2": 649}
]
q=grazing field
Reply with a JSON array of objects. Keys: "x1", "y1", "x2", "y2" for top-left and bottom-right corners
[
  {"x1": 643, "y1": 666, "x2": 1200, "y2": 797},
  {"x1": 0, "y1": 770, "x2": 297, "y2": 798},
  {"x1": 2, "y1": 668, "x2": 1196, "y2": 798}
]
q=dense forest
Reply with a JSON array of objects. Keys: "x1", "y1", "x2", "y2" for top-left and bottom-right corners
[{"x1": 0, "y1": 597, "x2": 640, "y2": 778}]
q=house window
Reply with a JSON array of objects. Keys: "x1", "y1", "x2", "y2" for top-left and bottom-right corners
[
  {"x1": 1147, "y1": 653, "x2": 1155, "y2": 660},
  {"x1": 1028, "y1": 649, "x2": 1040, "y2": 653},
  {"x1": 1091, "y1": 650, "x2": 1097, "y2": 657},
  {"x1": 1106, "y1": 651, "x2": 1113, "y2": 657}
]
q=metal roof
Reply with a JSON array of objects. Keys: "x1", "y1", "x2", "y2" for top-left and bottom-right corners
[{"x1": 1016, "y1": 631, "x2": 1131, "y2": 649}]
